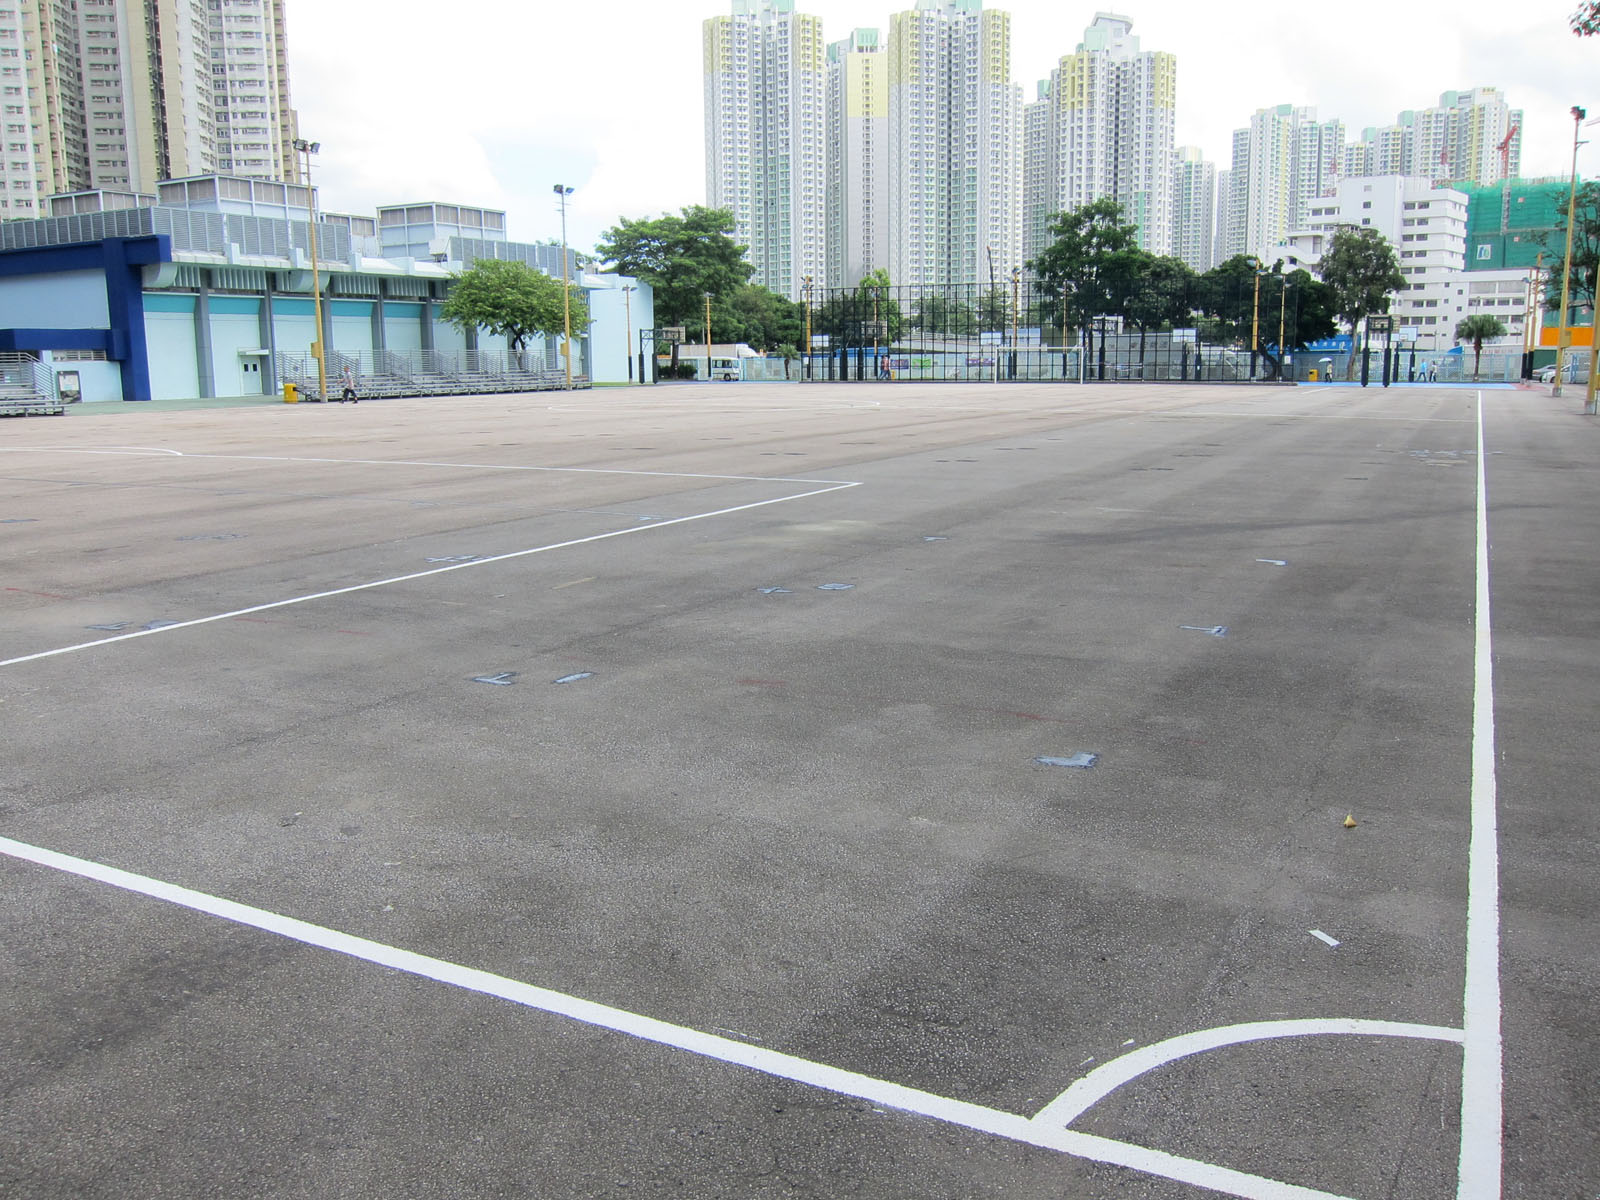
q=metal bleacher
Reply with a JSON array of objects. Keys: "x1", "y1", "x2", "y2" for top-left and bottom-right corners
[
  {"x1": 276, "y1": 348, "x2": 580, "y2": 401},
  {"x1": 0, "y1": 353, "x2": 64, "y2": 416}
]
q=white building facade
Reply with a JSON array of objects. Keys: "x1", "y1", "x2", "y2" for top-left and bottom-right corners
[
  {"x1": 704, "y1": 0, "x2": 826, "y2": 300},
  {"x1": 1301, "y1": 176, "x2": 1469, "y2": 353}
]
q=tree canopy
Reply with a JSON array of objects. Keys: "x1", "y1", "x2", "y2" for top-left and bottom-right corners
[
  {"x1": 1319, "y1": 227, "x2": 1406, "y2": 339},
  {"x1": 715, "y1": 284, "x2": 803, "y2": 351},
  {"x1": 1538, "y1": 180, "x2": 1599, "y2": 321},
  {"x1": 439, "y1": 258, "x2": 585, "y2": 355},
  {"x1": 1573, "y1": 1, "x2": 1598, "y2": 34},
  {"x1": 1193, "y1": 256, "x2": 1337, "y2": 350},
  {"x1": 595, "y1": 206, "x2": 754, "y2": 329},
  {"x1": 1027, "y1": 197, "x2": 1146, "y2": 332}
]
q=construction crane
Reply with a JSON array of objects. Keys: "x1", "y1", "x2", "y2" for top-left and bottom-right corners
[{"x1": 1498, "y1": 124, "x2": 1519, "y2": 234}]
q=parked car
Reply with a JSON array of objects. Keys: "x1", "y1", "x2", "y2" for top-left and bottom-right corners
[{"x1": 1538, "y1": 360, "x2": 1589, "y2": 384}]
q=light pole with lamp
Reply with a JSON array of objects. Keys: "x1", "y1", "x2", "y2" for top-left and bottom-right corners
[
  {"x1": 1552, "y1": 107, "x2": 1586, "y2": 400},
  {"x1": 1250, "y1": 257, "x2": 1266, "y2": 381},
  {"x1": 621, "y1": 285, "x2": 635, "y2": 381},
  {"x1": 292, "y1": 138, "x2": 327, "y2": 401},
  {"x1": 553, "y1": 185, "x2": 574, "y2": 389},
  {"x1": 1010, "y1": 266, "x2": 1020, "y2": 380},
  {"x1": 803, "y1": 275, "x2": 813, "y2": 381},
  {"x1": 703, "y1": 292, "x2": 713, "y2": 381},
  {"x1": 1277, "y1": 276, "x2": 1289, "y2": 381}
]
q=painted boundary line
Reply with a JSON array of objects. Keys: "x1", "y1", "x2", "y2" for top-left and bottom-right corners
[
  {"x1": 0, "y1": 834, "x2": 1349, "y2": 1200},
  {"x1": 0, "y1": 480, "x2": 861, "y2": 669},
  {"x1": 1456, "y1": 393, "x2": 1502, "y2": 1198}
]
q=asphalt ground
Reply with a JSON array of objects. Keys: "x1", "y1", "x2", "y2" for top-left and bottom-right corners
[{"x1": 0, "y1": 382, "x2": 1594, "y2": 1199}]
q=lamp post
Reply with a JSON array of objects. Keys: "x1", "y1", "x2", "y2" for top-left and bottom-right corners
[
  {"x1": 553, "y1": 185, "x2": 574, "y2": 390},
  {"x1": 1011, "y1": 266, "x2": 1020, "y2": 380},
  {"x1": 703, "y1": 292, "x2": 712, "y2": 382},
  {"x1": 1277, "y1": 278, "x2": 1288, "y2": 381},
  {"x1": 1250, "y1": 258, "x2": 1265, "y2": 381},
  {"x1": 803, "y1": 275, "x2": 813, "y2": 381},
  {"x1": 1552, "y1": 107, "x2": 1585, "y2": 400},
  {"x1": 1523, "y1": 253, "x2": 1542, "y2": 377},
  {"x1": 292, "y1": 138, "x2": 326, "y2": 401},
  {"x1": 622, "y1": 285, "x2": 635, "y2": 381}
]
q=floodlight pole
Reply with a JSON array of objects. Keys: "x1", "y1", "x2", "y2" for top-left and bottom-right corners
[
  {"x1": 553, "y1": 185, "x2": 575, "y2": 389},
  {"x1": 1553, "y1": 108, "x2": 1584, "y2": 400},
  {"x1": 803, "y1": 276, "x2": 813, "y2": 381},
  {"x1": 1011, "y1": 267, "x2": 1020, "y2": 380},
  {"x1": 293, "y1": 138, "x2": 326, "y2": 402},
  {"x1": 622, "y1": 285, "x2": 635, "y2": 381},
  {"x1": 1278, "y1": 279, "x2": 1288, "y2": 381},
  {"x1": 1252, "y1": 268, "x2": 1262, "y2": 381}
]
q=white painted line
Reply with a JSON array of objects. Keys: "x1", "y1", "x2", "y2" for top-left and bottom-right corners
[
  {"x1": 1457, "y1": 393, "x2": 1502, "y2": 1200},
  {"x1": 1308, "y1": 930, "x2": 1340, "y2": 948},
  {"x1": 1150, "y1": 411, "x2": 1473, "y2": 424},
  {"x1": 0, "y1": 446, "x2": 845, "y2": 487},
  {"x1": 0, "y1": 835, "x2": 1350, "y2": 1200},
  {"x1": 0, "y1": 481, "x2": 860, "y2": 669},
  {"x1": 1032, "y1": 1019, "x2": 1464, "y2": 1130}
]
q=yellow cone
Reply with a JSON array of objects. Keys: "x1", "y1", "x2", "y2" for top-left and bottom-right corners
[{"x1": 1343, "y1": 814, "x2": 1357, "y2": 829}]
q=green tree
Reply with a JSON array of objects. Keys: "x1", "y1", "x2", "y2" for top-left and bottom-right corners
[
  {"x1": 1319, "y1": 227, "x2": 1406, "y2": 378},
  {"x1": 810, "y1": 271, "x2": 905, "y2": 348},
  {"x1": 596, "y1": 206, "x2": 755, "y2": 329},
  {"x1": 718, "y1": 284, "x2": 803, "y2": 351},
  {"x1": 439, "y1": 258, "x2": 585, "y2": 357},
  {"x1": 1122, "y1": 254, "x2": 1196, "y2": 362},
  {"x1": 854, "y1": 269, "x2": 905, "y2": 343},
  {"x1": 1196, "y1": 255, "x2": 1270, "y2": 345},
  {"x1": 1538, "y1": 181, "x2": 1599, "y2": 328},
  {"x1": 775, "y1": 343, "x2": 799, "y2": 379},
  {"x1": 1028, "y1": 197, "x2": 1144, "y2": 338},
  {"x1": 976, "y1": 286, "x2": 1011, "y2": 334},
  {"x1": 1286, "y1": 269, "x2": 1340, "y2": 349},
  {"x1": 1573, "y1": 1, "x2": 1599, "y2": 34},
  {"x1": 912, "y1": 293, "x2": 974, "y2": 335},
  {"x1": 1455, "y1": 314, "x2": 1509, "y2": 379}
]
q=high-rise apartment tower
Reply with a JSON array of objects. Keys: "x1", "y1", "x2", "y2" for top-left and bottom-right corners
[
  {"x1": 0, "y1": 0, "x2": 299, "y2": 220},
  {"x1": 1022, "y1": 13, "x2": 1175, "y2": 265},
  {"x1": 885, "y1": 0, "x2": 1019, "y2": 290},
  {"x1": 824, "y1": 28, "x2": 886, "y2": 290},
  {"x1": 704, "y1": 0, "x2": 826, "y2": 300}
]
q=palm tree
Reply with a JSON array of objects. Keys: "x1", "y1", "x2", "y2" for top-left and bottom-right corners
[{"x1": 1454, "y1": 314, "x2": 1509, "y2": 380}]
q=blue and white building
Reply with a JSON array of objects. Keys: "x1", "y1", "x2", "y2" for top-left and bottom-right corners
[{"x1": 0, "y1": 177, "x2": 650, "y2": 403}]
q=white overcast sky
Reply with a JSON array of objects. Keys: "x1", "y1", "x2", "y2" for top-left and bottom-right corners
[{"x1": 289, "y1": 0, "x2": 1597, "y2": 257}]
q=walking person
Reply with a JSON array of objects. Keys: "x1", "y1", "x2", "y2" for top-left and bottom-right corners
[{"x1": 339, "y1": 364, "x2": 358, "y2": 404}]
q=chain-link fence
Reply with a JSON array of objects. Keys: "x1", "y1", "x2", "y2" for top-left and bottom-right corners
[{"x1": 789, "y1": 278, "x2": 1316, "y2": 384}]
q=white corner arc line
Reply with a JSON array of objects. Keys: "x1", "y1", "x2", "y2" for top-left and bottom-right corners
[
  {"x1": 0, "y1": 835, "x2": 1350, "y2": 1200},
  {"x1": 1457, "y1": 392, "x2": 1502, "y2": 1199},
  {"x1": 1031, "y1": 1019, "x2": 1464, "y2": 1130},
  {"x1": 0, "y1": 481, "x2": 860, "y2": 670}
]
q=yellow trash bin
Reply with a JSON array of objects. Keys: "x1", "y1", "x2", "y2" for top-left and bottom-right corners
[
  {"x1": 1307, "y1": 368, "x2": 1318, "y2": 382},
  {"x1": 283, "y1": 382, "x2": 299, "y2": 404}
]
